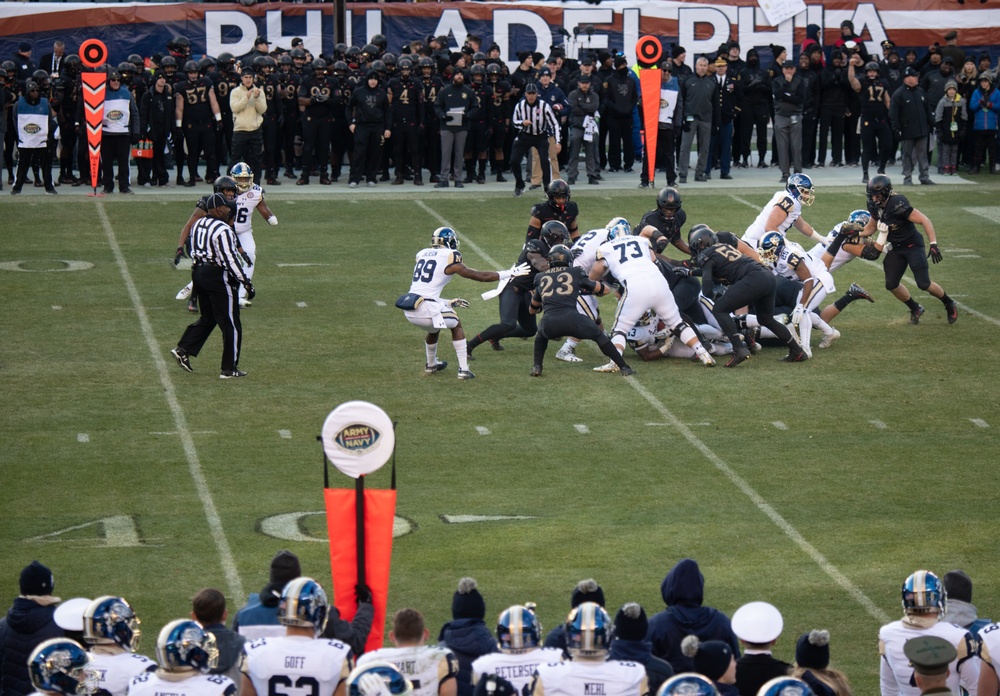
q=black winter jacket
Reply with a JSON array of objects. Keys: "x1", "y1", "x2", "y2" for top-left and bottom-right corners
[{"x1": 0, "y1": 598, "x2": 63, "y2": 696}]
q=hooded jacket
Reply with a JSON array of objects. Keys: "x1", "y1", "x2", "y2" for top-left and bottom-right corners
[
  {"x1": 438, "y1": 618, "x2": 498, "y2": 696},
  {"x1": 0, "y1": 597, "x2": 64, "y2": 696},
  {"x1": 645, "y1": 559, "x2": 741, "y2": 674}
]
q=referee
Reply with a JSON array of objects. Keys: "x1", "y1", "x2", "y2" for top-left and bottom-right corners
[
  {"x1": 509, "y1": 83, "x2": 561, "y2": 197},
  {"x1": 171, "y1": 193, "x2": 255, "y2": 378}
]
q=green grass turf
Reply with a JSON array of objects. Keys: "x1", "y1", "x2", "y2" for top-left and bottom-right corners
[{"x1": 2, "y1": 182, "x2": 999, "y2": 693}]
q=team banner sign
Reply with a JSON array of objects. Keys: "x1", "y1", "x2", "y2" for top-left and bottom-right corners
[{"x1": 0, "y1": 1, "x2": 997, "y2": 73}]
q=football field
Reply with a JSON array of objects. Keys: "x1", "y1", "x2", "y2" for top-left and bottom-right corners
[{"x1": 2, "y1": 177, "x2": 999, "y2": 693}]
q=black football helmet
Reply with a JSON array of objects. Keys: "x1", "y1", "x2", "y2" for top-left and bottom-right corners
[
  {"x1": 290, "y1": 48, "x2": 307, "y2": 62},
  {"x1": 486, "y1": 63, "x2": 502, "y2": 78},
  {"x1": 128, "y1": 54, "x2": 144, "y2": 70},
  {"x1": 252, "y1": 56, "x2": 269, "y2": 75},
  {"x1": 183, "y1": 60, "x2": 199, "y2": 75},
  {"x1": 167, "y1": 36, "x2": 191, "y2": 59},
  {"x1": 688, "y1": 225, "x2": 718, "y2": 255},
  {"x1": 418, "y1": 56, "x2": 435, "y2": 75},
  {"x1": 657, "y1": 186, "x2": 682, "y2": 220},
  {"x1": 398, "y1": 59, "x2": 413, "y2": 74},
  {"x1": 371, "y1": 34, "x2": 388, "y2": 51},
  {"x1": 199, "y1": 56, "x2": 216, "y2": 74},
  {"x1": 547, "y1": 244, "x2": 572, "y2": 268},
  {"x1": 470, "y1": 64, "x2": 486, "y2": 81},
  {"x1": 333, "y1": 61, "x2": 348, "y2": 77},
  {"x1": 62, "y1": 55, "x2": 82, "y2": 77},
  {"x1": 217, "y1": 53, "x2": 236, "y2": 73},
  {"x1": 334, "y1": 43, "x2": 348, "y2": 60},
  {"x1": 346, "y1": 46, "x2": 362, "y2": 63},
  {"x1": 214, "y1": 176, "x2": 239, "y2": 198},
  {"x1": 541, "y1": 220, "x2": 570, "y2": 247},
  {"x1": 160, "y1": 55, "x2": 177, "y2": 75},
  {"x1": 547, "y1": 179, "x2": 571, "y2": 210},
  {"x1": 312, "y1": 58, "x2": 328, "y2": 72},
  {"x1": 867, "y1": 174, "x2": 893, "y2": 207}
]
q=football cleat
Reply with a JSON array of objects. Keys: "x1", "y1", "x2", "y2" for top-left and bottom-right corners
[
  {"x1": 593, "y1": 361, "x2": 620, "y2": 373},
  {"x1": 818, "y1": 329, "x2": 841, "y2": 349},
  {"x1": 425, "y1": 360, "x2": 448, "y2": 374},
  {"x1": 698, "y1": 352, "x2": 716, "y2": 367},
  {"x1": 84, "y1": 597, "x2": 141, "y2": 651},
  {"x1": 176, "y1": 285, "x2": 192, "y2": 300},
  {"x1": 555, "y1": 348, "x2": 583, "y2": 363},
  {"x1": 497, "y1": 605, "x2": 543, "y2": 650},
  {"x1": 946, "y1": 300, "x2": 958, "y2": 324},
  {"x1": 155, "y1": 620, "x2": 218, "y2": 673},
  {"x1": 848, "y1": 283, "x2": 875, "y2": 303},
  {"x1": 170, "y1": 348, "x2": 193, "y2": 373},
  {"x1": 489, "y1": 339, "x2": 505, "y2": 351},
  {"x1": 279, "y1": 578, "x2": 329, "y2": 637},
  {"x1": 188, "y1": 297, "x2": 199, "y2": 313},
  {"x1": 780, "y1": 350, "x2": 808, "y2": 362},
  {"x1": 909, "y1": 305, "x2": 925, "y2": 325},
  {"x1": 530, "y1": 365, "x2": 542, "y2": 377},
  {"x1": 457, "y1": 369, "x2": 476, "y2": 380},
  {"x1": 744, "y1": 327, "x2": 762, "y2": 354},
  {"x1": 725, "y1": 345, "x2": 752, "y2": 368},
  {"x1": 219, "y1": 369, "x2": 247, "y2": 379},
  {"x1": 28, "y1": 639, "x2": 97, "y2": 696},
  {"x1": 620, "y1": 366, "x2": 636, "y2": 377}
]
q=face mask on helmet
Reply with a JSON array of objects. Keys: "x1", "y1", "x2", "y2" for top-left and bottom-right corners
[
  {"x1": 83, "y1": 596, "x2": 141, "y2": 652},
  {"x1": 657, "y1": 186, "x2": 682, "y2": 220},
  {"x1": 758, "y1": 231, "x2": 784, "y2": 267},
  {"x1": 786, "y1": 173, "x2": 815, "y2": 206},
  {"x1": 29, "y1": 639, "x2": 98, "y2": 696},
  {"x1": 546, "y1": 179, "x2": 570, "y2": 210},
  {"x1": 155, "y1": 620, "x2": 219, "y2": 673},
  {"x1": 431, "y1": 227, "x2": 459, "y2": 250},
  {"x1": 606, "y1": 217, "x2": 630, "y2": 240}
]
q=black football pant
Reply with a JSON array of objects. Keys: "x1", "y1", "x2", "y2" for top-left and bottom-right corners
[
  {"x1": 535, "y1": 310, "x2": 629, "y2": 369},
  {"x1": 100, "y1": 132, "x2": 130, "y2": 192},
  {"x1": 183, "y1": 122, "x2": 218, "y2": 181},
  {"x1": 712, "y1": 269, "x2": 794, "y2": 347},
  {"x1": 230, "y1": 128, "x2": 263, "y2": 183},
  {"x1": 510, "y1": 133, "x2": 549, "y2": 190},
  {"x1": 607, "y1": 113, "x2": 634, "y2": 169},
  {"x1": 330, "y1": 116, "x2": 349, "y2": 179},
  {"x1": 393, "y1": 122, "x2": 421, "y2": 178},
  {"x1": 861, "y1": 118, "x2": 891, "y2": 175},
  {"x1": 281, "y1": 110, "x2": 298, "y2": 173},
  {"x1": 421, "y1": 120, "x2": 441, "y2": 179},
  {"x1": 150, "y1": 132, "x2": 169, "y2": 185},
  {"x1": 217, "y1": 114, "x2": 234, "y2": 172},
  {"x1": 471, "y1": 285, "x2": 536, "y2": 347},
  {"x1": 301, "y1": 113, "x2": 331, "y2": 179},
  {"x1": 177, "y1": 264, "x2": 243, "y2": 373},
  {"x1": 59, "y1": 123, "x2": 78, "y2": 180},
  {"x1": 802, "y1": 115, "x2": 818, "y2": 167},
  {"x1": 350, "y1": 123, "x2": 384, "y2": 184},
  {"x1": 818, "y1": 107, "x2": 845, "y2": 165},
  {"x1": 262, "y1": 118, "x2": 281, "y2": 181},
  {"x1": 844, "y1": 111, "x2": 861, "y2": 164},
  {"x1": 739, "y1": 102, "x2": 769, "y2": 164},
  {"x1": 884, "y1": 243, "x2": 931, "y2": 292}
]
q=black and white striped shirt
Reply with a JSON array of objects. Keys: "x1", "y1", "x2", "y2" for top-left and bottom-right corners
[
  {"x1": 512, "y1": 97, "x2": 561, "y2": 144},
  {"x1": 189, "y1": 217, "x2": 250, "y2": 283}
]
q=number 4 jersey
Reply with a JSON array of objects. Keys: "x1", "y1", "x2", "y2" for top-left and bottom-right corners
[{"x1": 243, "y1": 635, "x2": 353, "y2": 696}]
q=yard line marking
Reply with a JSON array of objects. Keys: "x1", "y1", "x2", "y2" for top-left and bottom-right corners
[
  {"x1": 415, "y1": 200, "x2": 503, "y2": 268},
  {"x1": 278, "y1": 429, "x2": 292, "y2": 439},
  {"x1": 296, "y1": 302, "x2": 308, "y2": 308},
  {"x1": 77, "y1": 433, "x2": 90, "y2": 443},
  {"x1": 573, "y1": 423, "x2": 590, "y2": 434},
  {"x1": 646, "y1": 422, "x2": 667, "y2": 426},
  {"x1": 96, "y1": 202, "x2": 244, "y2": 603},
  {"x1": 475, "y1": 426, "x2": 491, "y2": 435},
  {"x1": 953, "y1": 254, "x2": 981, "y2": 258},
  {"x1": 966, "y1": 206, "x2": 1000, "y2": 224},
  {"x1": 52, "y1": 305, "x2": 62, "y2": 310},
  {"x1": 970, "y1": 418, "x2": 990, "y2": 428},
  {"x1": 375, "y1": 300, "x2": 387, "y2": 306},
  {"x1": 441, "y1": 514, "x2": 537, "y2": 523},
  {"x1": 869, "y1": 420, "x2": 888, "y2": 430},
  {"x1": 149, "y1": 431, "x2": 218, "y2": 435},
  {"x1": 772, "y1": 421, "x2": 788, "y2": 430},
  {"x1": 731, "y1": 195, "x2": 760, "y2": 211},
  {"x1": 276, "y1": 263, "x2": 334, "y2": 267},
  {"x1": 626, "y1": 377, "x2": 891, "y2": 624}
]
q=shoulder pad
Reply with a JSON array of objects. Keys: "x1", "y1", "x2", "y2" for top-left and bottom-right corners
[
  {"x1": 777, "y1": 196, "x2": 795, "y2": 212},
  {"x1": 449, "y1": 251, "x2": 463, "y2": 266},
  {"x1": 525, "y1": 239, "x2": 546, "y2": 254},
  {"x1": 196, "y1": 196, "x2": 211, "y2": 212},
  {"x1": 566, "y1": 201, "x2": 580, "y2": 217},
  {"x1": 717, "y1": 231, "x2": 740, "y2": 247},
  {"x1": 530, "y1": 202, "x2": 546, "y2": 218}
]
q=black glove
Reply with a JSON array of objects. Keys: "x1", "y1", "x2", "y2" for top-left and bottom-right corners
[
  {"x1": 355, "y1": 583, "x2": 373, "y2": 604},
  {"x1": 243, "y1": 282, "x2": 256, "y2": 300},
  {"x1": 239, "y1": 249, "x2": 253, "y2": 267},
  {"x1": 174, "y1": 246, "x2": 185, "y2": 266},
  {"x1": 928, "y1": 243, "x2": 943, "y2": 264}
]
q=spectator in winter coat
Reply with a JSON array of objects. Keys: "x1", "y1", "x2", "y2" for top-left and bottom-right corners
[
  {"x1": 969, "y1": 73, "x2": 1000, "y2": 174},
  {"x1": 609, "y1": 603, "x2": 674, "y2": 694},
  {"x1": 0, "y1": 561, "x2": 63, "y2": 696},
  {"x1": 645, "y1": 558, "x2": 741, "y2": 675},
  {"x1": 934, "y1": 80, "x2": 967, "y2": 175},
  {"x1": 889, "y1": 69, "x2": 934, "y2": 184},
  {"x1": 438, "y1": 578, "x2": 497, "y2": 696}
]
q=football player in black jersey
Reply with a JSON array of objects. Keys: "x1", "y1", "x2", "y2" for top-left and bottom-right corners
[
  {"x1": 637, "y1": 186, "x2": 690, "y2": 255},
  {"x1": 526, "y1": 179, "x2": 579, "y2": 243},
  {"x1": 528, "y1": 245, "x2": 634, "y2": 377},
  {"x1": 467, "y1": 221, "x2": 570, "y2": 356},
  {"x1": 861, "y1": 175, "x2": 957, "y2": 324},
  {"x1": 848, "y1": 55, "x2": 892, "y2": 184},
  {"x1": 689, "y1": 225, "x2": 806, "y2": 366}
]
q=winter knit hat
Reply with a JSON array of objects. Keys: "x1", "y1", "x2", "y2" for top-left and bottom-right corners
[
  {"x1": 672, "y1": 44, "x2": 687, "y2": 59},
  {"x1": 944, "y1": 570, "x2": 973, "y2": 602},
  {"x1": 613, "y1": 603, "x2": 648, "y2": 641},
  {"x1": 262, "y1": 550, "x2": 301, "y2": 599},
  {"x1": 571, "y1": 579, "x2": 606, "y2": 608},
  {"x1": 796, "y1": 630, "x2": 831, "y2": 670},
  {"x1": 682, "y1": 636, "x2": 733, "y2": 682},
  {"x1": 945, "y1": 80, "x2": 958, "y2": 92},
  {"x1": 452, "y1": 577, "x2": 486, "y2": 619},
  {"x1": 20, "y1": 561, "x2": 54, "y2": 596}
]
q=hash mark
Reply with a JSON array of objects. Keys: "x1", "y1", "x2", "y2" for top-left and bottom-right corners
[
  {"x1": 772, "y1": 421, "x2": 788, "y2": 430},
  {"x1": 475, "y1": 426, "x2": 491, "y2": 435},
  {"x1": 77, "y1": 433, "x2": 90, "y2": 443},
  {"x1": 296, "y1": 302, "x2": 308, "y2": 308},
  {"x1": 278, "y1": 430, "x2": 292, "y2": 439},
  {"x1": 869, "y1": 420, "x2": 888, "y2": 430},
  {"x1": 573, "y1": 424, "x2": 590, "y2": 434},
  {"x1": 970, "y1": 418, "x2": 990, "y2": 428}
]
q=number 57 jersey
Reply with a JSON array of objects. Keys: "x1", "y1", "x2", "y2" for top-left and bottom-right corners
[{"x1": 244, "y1": 635, "x2": 354, "y2": 696}]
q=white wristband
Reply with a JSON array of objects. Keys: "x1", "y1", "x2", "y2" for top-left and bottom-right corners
[
  {"x1": 175, "y1": 119, "x2": 182, "y2": 127},
  {"x1": 498, "y1": 270, "x2": 512, "y2": 281},
  {"x1": 267, "y1": 215, "x2": 278, "y2": 226},
  {"x1": 214, "y1": 113, "x2": 222, "y2": 121}
]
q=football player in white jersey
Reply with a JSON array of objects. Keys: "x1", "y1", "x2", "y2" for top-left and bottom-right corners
[
  {"x1": 878, "y1": 570, "x2": 979, "y2": 696},
  {"x1": 473, "y1": 605, "x2": 563, "y2": 695},
  {"x1": 757, "y1": 232, "x2": 837, "y2": 357},
  {"x1": 554, "y1": 217, "x2": 630, "y2": 364},
  {"x1": 242, "y1": 578, "x2": 353, "y2": 696},
  {"x1": 127, "y1": 620, "x2": 235, "y2": 696},
  {"x1": 29, "y1": 638, "x2": 99, "y2": 696},
  {"x1": 357, "y1": 609, "x2": 458, "y2": 696},
  {"x1": 229, "y1": 162, "x2": 277, "y2": 307},
  {"x1": 82, "y1": 596, "x2": 156, "y2": 696},
  {"x1": 398, "y1": 226, "x2": 529, "y2": 380},
  {"x1": 531, "y1": 603, "x2": 648, "y2": 696},
  {"x1": 589, "y1": 232, "x2": 715, "y2": 371},
  {"x1": 976, "y1": 621, "x2": 1000, "y2": 695},
  {"x1": 741, "y1": 174, "x2": 824, "y2": 248},
  {"x1": 625, "y1": 310, "x2": 732, "y2": 362}
]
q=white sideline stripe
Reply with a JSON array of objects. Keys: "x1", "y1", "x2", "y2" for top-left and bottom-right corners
[
  {"x1": 869, "y1": 420, "x2": 888, "y2": 430},
  {"x1": 953, "y1": 255, "x2": 981, "y2": 259},
  {"x1": 375, "y1": 300, "x2": 387, "y2": 306},
  {"x1": 573, "y1": 423, "x2": 590, "y2": 434},
  {"x1": 475, "y1": 426, "x2": 491, "y2": 435},
  {"x1": 626, "y1": 378, "x2": 891, "y2": 624},
  {"x1": 77, "y1": 433, "x2": 90, "y2": 443},
  {"x1": 96, "y1": 203, "x2": 244, "y2": 602},
  {"x1": 278, "y1": 429, "x2": 292, "y2": 439},
  {"x1": 970, "y1": 419, "x2": 990, "y2": 428},
  {"x1": 772, "y1": 421, "x2": 788, "y2": 430}
]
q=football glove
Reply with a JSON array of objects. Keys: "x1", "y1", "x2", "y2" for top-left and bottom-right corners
[
  {"x1": 510, "y1": 262, "x2": 531, "y2": 277},
  {"x1": 876, "y1": 221, "x2": 889, "y2": 234},
  {"x1": 243, "y1": 282, "x2": 256, "y2": 300},
  {"x1": 358, "y1": 673, "x2": 393, "y2": 696},
  {"x1": 448, "y1": 298, "x2": 470, "y2": 309},
  {"x1": 239, "y1": 249, "x2": 253, "y2": 267},
  {"x1": 791, "y1": 304, "x2": 805, "y2": 327},
  {"x1": 928, "y1": 243, "x2": 942, "y2": 264},
  {"x1": 174, "y1": 246, "x2": 185, "y2": 266},
  {"x1": 267, "y1": 215, "x2": 278, "y2": 226}
]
